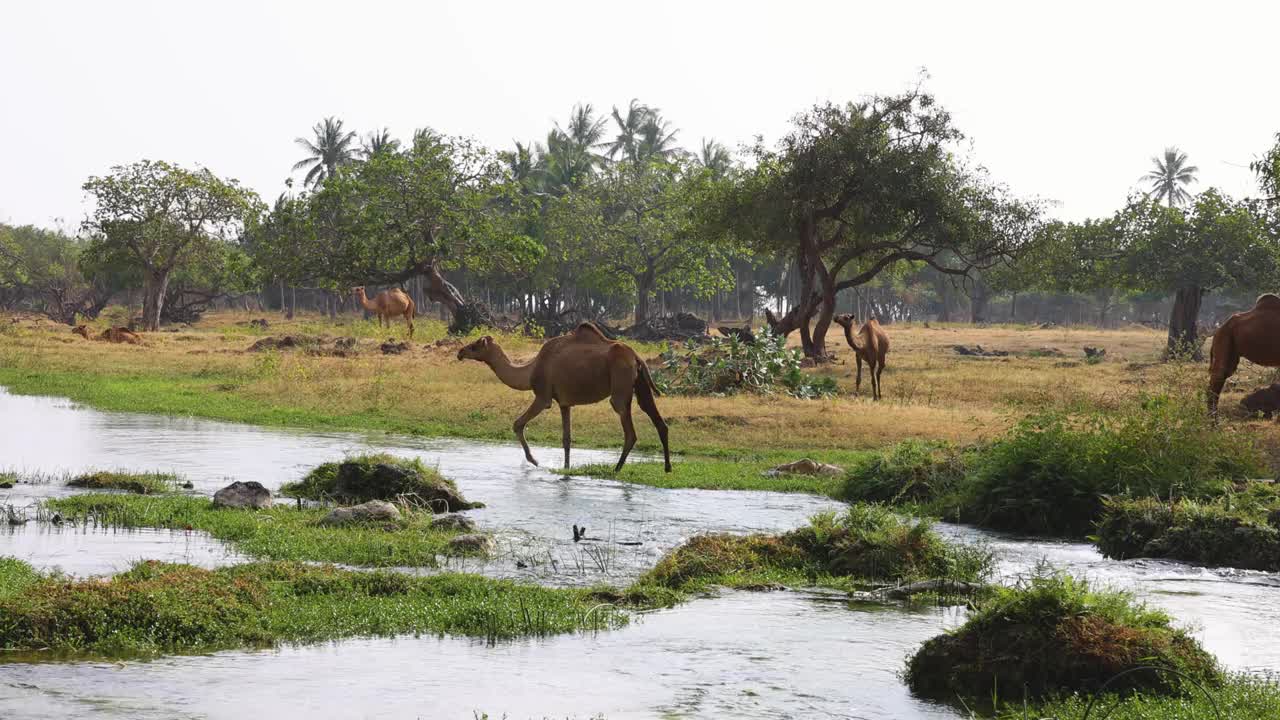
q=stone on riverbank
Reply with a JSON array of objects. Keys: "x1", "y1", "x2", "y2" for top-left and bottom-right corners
[
  {"x1": 212, "y1": 481, "x2": 273, "y2": 509},
  {"x1": 318, "y1": 500, "x2": 401, "y2": 526}
]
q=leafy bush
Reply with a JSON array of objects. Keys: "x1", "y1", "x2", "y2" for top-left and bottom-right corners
[
  {"x1": 653, "y1": 330, "x2": 837, "y2": 399},
  {"x1": 957, "y1": 394, "x2": 1264, "y2": 536},
  {"x1": 281, "y1": 453, "x2": 480, "y2": 510},
  {"x1": 907, "y1": 570, "x2": 1221, "y2": 707},
  {"x1": 841, "y1": 440, "x2": 968, "y2": 505},
  {"x1": 1096, "y1": 495, "x2": 1280, "y2": 570}
]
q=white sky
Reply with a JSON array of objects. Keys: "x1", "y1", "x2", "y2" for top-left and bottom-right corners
[{"x1": 1, "y1": 0, "x2": 1276, "y2": 230}]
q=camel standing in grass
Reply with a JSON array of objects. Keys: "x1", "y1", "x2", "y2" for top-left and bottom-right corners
[
  {"x1": 456, "y1": 323, "x2": 671, "y2": 473},
  {"x1": 1208, "y1": 293, "x2": 1280, "y2": 417},
  {"x1": 72, "y1": 325, "x2": 144, "y2": 345},
  {"x1": 833, "y1": 314, "x2": 889, "y2": 400},
  {"x1": 353, "y1": 286, "x2": 415, "y2": 337}
]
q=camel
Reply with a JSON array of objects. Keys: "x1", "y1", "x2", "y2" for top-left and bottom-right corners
[
  {"x1": 72, "y1": 325, "x2": 144, "y2": 345},
  {"x1": 833, "y1": 314, "x2": 889, "y2": 400},
  {"x1": 456, "y1": 322, "x2": 671, "y2": 473},
  {"x1": 1208, "y1": 293, "x2": 1280, "y2": 417},
  {"x1": 353, "y1": 286, "x2": 415, "y2": 337}
]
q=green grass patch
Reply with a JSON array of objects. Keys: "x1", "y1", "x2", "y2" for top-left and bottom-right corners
[
  {"x1": 0, "y1": 560, "x2": 627, "y2": 658},
  {"x1": 44, "y1": 494, "x2": 479, "y2": 567},
  {"x1": 0, "y1": 557, "x2": 42, "y2": 601},
  {"x1": 632, "y1": 504, "x2": 992, "y2": 599},
  {"x1": 907, "y1": 570, "x2": 1221, "y2": 709},
  {"x1": 280, "y1": 453, "x2": 481, "y2": 510},
  {"x1": 67, "y1": 470, "x2": 181, "y2": 495},
  {"x1": 1006, "y1": 674, "x2": 1280, "y2": 720},
  {"x1": 1096, "y1": 490, "x2": 1280, "y2": 570},
  {"x1": 840, "y1": 440, "x2": 969, "y2": 506}
]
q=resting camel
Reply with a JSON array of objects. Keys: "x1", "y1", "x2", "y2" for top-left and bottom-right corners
[
  {"x1": 1208, "y1": 293, "x2": 1280, "y2": 417},
  {"x1": 71, "y1": 325, "x2": 144, "y2": 345},
  {"x1": 353, "y1": 286, "x2": 415, "y2": 337},
  {"x1": 456, "y1": 322, "x2": 671, "y2": 473},
  {"x1": 833, "y1": 314, "x2": 889, "y2": 400}
]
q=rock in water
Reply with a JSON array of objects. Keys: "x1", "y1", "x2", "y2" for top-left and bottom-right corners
[
  {"x1": 765, "y1": 459, "x2": 845, "y2": 477},
  {"x1": 431, "y1": 513, "x2": 477, "y2": 532},
  {"x1": 318, "y1": 500, "x2": 401, "y2": 526},
  {"x1": 212, "y1": 481, "x2": 273, "y2": 509},
  {"x1": 448, "y1": 534, "x2": 495, "y2": 553}
]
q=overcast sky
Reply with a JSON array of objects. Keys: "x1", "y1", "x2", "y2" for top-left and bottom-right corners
[{"x1": 2, "y1": 0, "x2": 1276, "y2": 230}]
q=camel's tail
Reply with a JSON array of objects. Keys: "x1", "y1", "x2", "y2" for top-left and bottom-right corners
[{"x1": 636, "y1": 361, "x2": 661, "y2": 398}]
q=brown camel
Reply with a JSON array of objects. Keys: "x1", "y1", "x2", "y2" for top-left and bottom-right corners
[
  {"x1": 456, "y1": 323, "x2": 671, "y2": 472},
  {"x1": 72, "y1": 325, "x2": 144, "y2": 345},
  {"x1": 833, "y1": 314, "x2": 889, "y2": 400},
  {"x1": 1208, "y1": 293, "x2": 1280, "y2": 416},
  {"x1": 353, "y1": 286, "x2": 415, "y2": 337}
]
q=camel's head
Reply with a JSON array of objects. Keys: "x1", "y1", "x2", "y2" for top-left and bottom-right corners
[
  {"x1": 456, "y1": 335, "x2": 495, "y2": 362},
  {"x1": 833, "y1": 314, "x2": 856, "y2": 330},
  {"x1": 350, "y1": 286, "x2": 365, "y2": 297},
  {"x1": 71, "y1": 324, "x2": 90, "y2": 339}
]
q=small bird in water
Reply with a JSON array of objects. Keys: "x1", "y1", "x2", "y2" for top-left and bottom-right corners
[{"x1": 572, "y1": 524, "x2": 587, "y2": 542}]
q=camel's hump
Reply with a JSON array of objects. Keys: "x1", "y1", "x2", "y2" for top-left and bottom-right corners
[
  {"x1": 570, "y1": 322, "x2": 610, "y2": 341},
  {"x1": 1257, "y1": 294, "x2": 1280, "y2": 311}
]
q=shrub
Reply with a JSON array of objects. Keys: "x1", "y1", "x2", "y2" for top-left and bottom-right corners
[
  {"x1": 653, "y1": 330, "x2": 837, "y2": 399},
  {"x1": 906, "y1": 570, "x2": 1221, "y2": 707},
  {"x1": 1096, "y1": 496, "x2": 1280, "y2": 570},
  {"x1": 958, "y1": 394, "x2": 1264, "y2": 536},
  {"x1": 280, "y1": 453, "x2": 480, "y2": 510},
  {"x1": 841, "y1": 440, "x2": 968, "y2": 505},
  {"x1": 67, "y1": 471, "x2": 180, "y2": 495}
]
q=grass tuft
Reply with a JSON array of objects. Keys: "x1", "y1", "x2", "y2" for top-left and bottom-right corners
[{"x1": 67, "y1": 470, "x2": 181, "y2": 495}]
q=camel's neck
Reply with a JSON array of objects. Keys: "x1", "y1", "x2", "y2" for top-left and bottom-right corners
[
  {"x1": 842, "y1": 323, "x2": 864, "y2": 352},
  {"x1": 356, "y1": 293, "x2": 377, "y2": 312},
  {"x1": 484, "y1": 347, "x2": 534, "y2": 391}
]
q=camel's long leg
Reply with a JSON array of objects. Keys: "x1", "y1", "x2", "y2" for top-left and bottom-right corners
[
  {"x1": 513, "y1": 396, "x2": 549, "y2": 466},
  {"x1": 405, "y1": 309, "x2": 414, "y2": 338},
  {"x1": 1208, "y1": 352, "x2": 1239, "y2": 418},
  {"x1": 634, "y1": 374, "x2": 671, "y2": 472},
  {"x1": 855, "y1": 354, "x2": 863, "y2": 394},
  {"x1": 560, "y1": 404, "x2": 572, "y2": 469},
  {"x1": 875, "y1": 360, "x2": 885, "y2": 401},
  {"x1": 610, "y1": 375, "x2": 637, "y2": 472}
]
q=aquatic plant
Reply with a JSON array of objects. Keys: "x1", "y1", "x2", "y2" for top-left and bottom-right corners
[
  {"x1": 1096, "y1": 494, "x2": 1280, "y2": 571},
  {"x1": 67, "y1": 470, "x2": 181, "y2": 495},
  {"x1": 840, "y1": 440, "x2": 969, "y2": 505},
  {"x1": 280, "y1": 453, "x2": 480, "y2": 510}
]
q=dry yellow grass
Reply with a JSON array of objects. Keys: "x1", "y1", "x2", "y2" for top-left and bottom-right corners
[{"x1": 2, "y1": 310, "x2": 1278, "y2": 459}]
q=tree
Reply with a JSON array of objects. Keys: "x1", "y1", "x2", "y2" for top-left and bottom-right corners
[
  {"x1": 308, "y1": 133, "x2": 541, "y2": 333},
  {"x1": 361, "y1": 128, "x2": 401, "y2": 159},
  {"x1": 698, "y1": 139, "x2": 733, "y2": 177},
  {"x1": 1255, "y1": 133, "x2": 1280, "y2": 203},
  {"x1": 0, "y1": 224, "x2": 120, "y2": 323},
  {"x1": 293, "y1": 117, "x2": 359, "y2": 188},
  {"x1": 1143, "y1": 147, "x2": 1199, "y2": 207},
  {"x1": 603, "y1": 99, "x2": 682, "y2": 162},
  {"x1": 82, "y1": 160, "x2": 260, "y2": 330},
  {"x1": 1118, "y1": 189, "x2": 1274, "y2": 356},
  {"x1": 725, "y1": 90, "x2": 1041, "y2": 357}
]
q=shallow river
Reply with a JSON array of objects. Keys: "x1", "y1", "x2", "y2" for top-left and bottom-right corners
[{"x1": 2, "y1": 388, "x2": 1279, "y2": 718}]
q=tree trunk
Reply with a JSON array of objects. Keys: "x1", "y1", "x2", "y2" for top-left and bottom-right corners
[
  {"x1": 422, "y1": 263, "x2": 494, "y2": 334},
  {"x1": 634, "y1": 271, "x2": 654, "y2": 325},
  {"x1": 287, "y1": 287, "x2": 296, "y2": 320},
  {"x1": 141, "y1": 269, "x2": 171, "y2": 332},
  {"x1": 970, "y1": 281, "x2": 990, "y2": 324},
  {"x1": 1166, "y1": 285, "x2": 1204, "y2": 359}
]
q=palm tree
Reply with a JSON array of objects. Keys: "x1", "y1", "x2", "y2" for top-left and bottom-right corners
[
  {"x1": 698, "y1": 139, "x2": 732, "y2": 176},
  {"x1": 1143, "y1": 147, "x2": 1199, "y2": 207},
  {"x1": 361, "y1": 128, "x2": 401, "y2": 159},
  {"x1": 603, "y1": 99, "x2": 652, "y2": 161},
  {"x1": 634, "y1": 113, "x2": 681, "y2": 162},
  {"x1": 557, "y1": 103, "x2": 608, "y2": 151},
  {"x1": 292, "y1": 117, "x2": 358, "y2": 188}
]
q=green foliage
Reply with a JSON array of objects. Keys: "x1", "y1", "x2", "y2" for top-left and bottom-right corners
[
  {"x1": 841, "y1": 440, "x2": 968, "y2": 505},
  {"x1": 907, "y1": 570, "x2": 1221, "y2": 707},
  {"x1": 1255, "y1": 132, "x2": 1280, "y2": 201},
  {"x1": 0, "y1": 224, "x2": 120, "y2": 323},
  {"x1": 956, "y1": 394, "x2": 1265, "y2": 536},
  {"x1": 1096, "y1": 493, "x2": 1280, "y2": 570},
  {"x1": 280, "y1": 453, "x2": 476, "y2": 508},
  {"x1": 0, "y1": 560, "x2": 627, "y2": 658},
  {"x1": 66, "y1": 470, "x2": 180, "y2": 495},
  {"x1": 0, "y1": 557, "x2": 41, "y2": 601},
  {"x1": 1009, "y1": 674, "x2": 1280, "y2": 720},
  {"x1": 44, "y1": 494, "x2": 477, "y2": 567},
  {"x1": 654, "y1": 330, "x2": 837, "y2": 398}
]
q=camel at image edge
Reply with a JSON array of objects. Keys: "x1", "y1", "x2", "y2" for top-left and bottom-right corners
[
  {"x1": 352, "y1": 286, "x2": 415, "y2": 337},
  {"x1": 456, "y1": 322, "x2": 672, "y2": 473},
  {"x1": 834, "y1": 314, "x2": 890, "y2": 400},
  {"x1": 1208, "y1": 293, "x2": 1280, "y2": 416}
]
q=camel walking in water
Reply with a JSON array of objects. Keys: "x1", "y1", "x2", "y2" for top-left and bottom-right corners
[
  {"x1": 456, "y1": 323, "x2": 671, "y2": 473},
  {"x1": 353, "y1": 286, "x2": 415, "y2": 337},
  {"x1": 1208, "y1": 293, "x2": 1280, "y2": 416},
  {"x1": 833, "y1": 314, "x2": 890, "y2": 400}
]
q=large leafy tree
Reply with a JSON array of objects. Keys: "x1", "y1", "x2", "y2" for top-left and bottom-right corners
[
  {"x1": 1143, "y1": 147, "x2": 1199, "y2": 207},
  {"x1": 293, "y1": 117, "x2": 359, "y2": 188},
  {"x1": 725, "y1": 91, "x2": 1040, "y2": 356},
  {"x1": 1255, "y1": 133, "x2": 1280, "y2": 203},
  {"x1": 81, "y1": 160, "x2": 261, "y2": 330},
  {"x1": 309, "y1": 132, "x2": 541, "y2": 333},
  {"x1": 1117, "y1": 189, "x2": 1275, "y2": 356},
  {"x1": 0, "y1": 224, "x2": 121, "y2": 323}
]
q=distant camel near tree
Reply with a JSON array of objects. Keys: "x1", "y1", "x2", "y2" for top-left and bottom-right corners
[
  {"x1": 456, "y1": 323, "x2": 671, "y2": 472},
  {"x1": 72, "y1": 325, "x2": 143, "y2": 345},
  {"x1": 1208, "y1": 293, "x2": 1280, "y2": 417},
  {"x1": 833, "y1": 314, "x2": 889, "y2": 400},
  {"x1": 352, "y1": 286, "x2": 415, "y2": 337}
]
